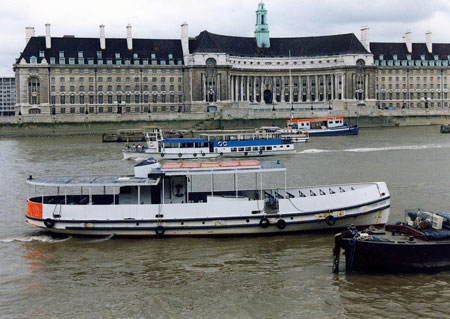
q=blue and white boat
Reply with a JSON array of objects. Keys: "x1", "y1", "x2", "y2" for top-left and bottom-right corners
[
  {"x1": 122, "y1": 132, "x2": 295, "y2": 160},
  {"x1": 287, "y1": 117, "x2": 358, "y2": 136}
]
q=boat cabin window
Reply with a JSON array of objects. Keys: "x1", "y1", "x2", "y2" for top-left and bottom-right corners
[
  {"x1": 245, "y1": 147, "x2": 251, "y2": 151},
  {"x1": 238, "y1": 147, "x2": 245, "y2": 152},
  {"x1": 231, "y1": 148, "x2": 237, "y2": 152}
]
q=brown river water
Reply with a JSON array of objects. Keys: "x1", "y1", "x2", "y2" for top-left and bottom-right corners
[{"x1": 1, "y1": 126, "x2": 450, "y2": 318}]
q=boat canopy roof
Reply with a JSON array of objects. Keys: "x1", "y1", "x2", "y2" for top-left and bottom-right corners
[
  {"x1": 26, "y1": 161, "x2": 286, "y2": 186},
  {"x1": 160, "y1": 160, "x2": 286, "y2": 176},
  {"x1": 26, "y1": 175, "x2": 161, "y2": 187},
  {"x1": 287, "y1": 117, "x2": 344, "y2": 123},
  {"x1": 161, "y1": 138, "x2": 206, "y2": 143}
]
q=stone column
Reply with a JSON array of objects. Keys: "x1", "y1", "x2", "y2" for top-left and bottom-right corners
[
  {"x1": 217, "y1": 74, "x2": 221, "y2": 102},
  {"x1": 324, "y1": 75, "x2": 327, "y2": 101},
  {"x1": 260, "y1": 76, "x2": 264, "y2": 104},
  {"x1": 253, "y1": 76, "x2": 256, "y2": 103},
  {"x1": 365, "y1": 73, "x2": 369, "y2": 100},
  {"x1": 342, "y1": 73, "x2": 346, "y2": 100},
  {"x1": 306, "y1": 75, "x2": 310, "y2": 102},
  {"x1": 246, "y1": 76, "x2": 250, "y2": 102},
  {"x1": 202, "y1": 73, "x2": 206, "y2": 102},
  {"x1": 272, "y1": 76, "x2": 276, "y2": 102},
  {"x1": 239, "y1": 76, "x2": 243, "y2": 101},
  {"x1": 230, "y1": 75, "x2": 233, "y2": 102},
  {"x1": 289, "y1": 75, "x2": 293, "y2": 103}
]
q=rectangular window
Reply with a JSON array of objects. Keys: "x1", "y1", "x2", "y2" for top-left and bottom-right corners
[
  {"x1": 89, "y1": 95, "x2": 94, "y2": 104},
  {"x1": 80, "y1": 107, "x2": 85, "y2": 114},
  {"x1": 70, "y1": 95, "x2": 75, "y2": 104},
  {"x1": 108, "y1": 95, "x2": 113, "y2": 104},
  {"x1": 60, "y1": 96, "x2": 65, "y2": 104},
  {"x1": 80, "y1": 95, "x2": 84, "y2": 104},
  {"x1": 98, "y1": 95, "x2": 103, "y2": 104}
]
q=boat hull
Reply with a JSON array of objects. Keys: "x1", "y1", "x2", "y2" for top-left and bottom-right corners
[
  {"x1": 26, "y1": 183, "x2": 390, "y2": 237},
  {"x1": 336, "y1": 235, "x2": 450, "y2": 273},
  {"x1": 308, "y1": 127, "x2": 359, "y2": 136},
  {"x1": 122, "y1": 149, "x2": 296, "y2": 160}
]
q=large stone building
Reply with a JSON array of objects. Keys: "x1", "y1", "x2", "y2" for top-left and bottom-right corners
[
  {"x1": 0, "y1": 77, "x2": 16, "y2": 116},
  {"x1": 371, "y1": 31, "x2": 450, "y2": 109},
  {"x1": 13, "y1": 2, "x2": 375, "y2": 118},
  {"x1": 12, "y1": 1, "x2": 450, "y2": 119}
]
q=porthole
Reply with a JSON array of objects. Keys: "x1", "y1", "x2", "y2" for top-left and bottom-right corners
[
  {"x1": 246, "y1": 219, "x2": 250, "y2": 223},
  {"x1": 202, "y1": 221, "x2": 205, "y2": 224}
]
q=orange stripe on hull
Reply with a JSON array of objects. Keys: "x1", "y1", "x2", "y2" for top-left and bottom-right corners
[{"x1": 27, "y1": 201, "x2": 43, "y2": 219}]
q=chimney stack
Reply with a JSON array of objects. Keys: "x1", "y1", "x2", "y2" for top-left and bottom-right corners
[
  {"x1": 360, "y1": 26, "x2": 370, "y2": 52},
  {"x1": 45, "y1": 23, "x2": 51, "y2": 49},
  {"x1": 404, "y1": 31, "x2": 412, "y2": 53},
  {"x1": 25, "y1": 27, "x2": 35, "y2": 45},
  {"x1": 99, "y1": 25, "x2": 106, "y2": 50},
  {"x1": 126, "y1": 24, "x2": 133, "y2": 50},
  {"x1": 426, "y1": 31, "x2": 432, "y2": 53},
  {"x1": 181, "y1": 22, "x2": 189, "y2": 59}
]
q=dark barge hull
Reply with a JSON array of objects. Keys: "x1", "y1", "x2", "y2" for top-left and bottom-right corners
[
  {"x1": 337, "y1": 237, "x2": 450, "y2": 272},
  {"x1": 334, "y1": 224, "x2": 450, "y2": 273}
]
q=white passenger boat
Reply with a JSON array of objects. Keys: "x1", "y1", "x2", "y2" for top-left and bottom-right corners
[
  {"x1": 26, "y1": 158, "x2": 390, "y2": 236},
  {"x1": 258, "y1": 126, "x2": 309, "y2": 143},
  {"x1": 122, "y1": 132, "x2": 296, "y2": 160},
  {"x1": 287, "y1": 117, "x2": 359, "y2": 136}
]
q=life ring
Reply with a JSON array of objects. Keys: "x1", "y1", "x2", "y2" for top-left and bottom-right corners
[
  {"x1": 325, "y1": 215, "x2": 336, "y2": 226},
  {"x1": 219, "y1": 152, "x2": 223, "y2": 156},
  {"x1": 244, "y1": 151, "x2": 248, "y2": 156},
  {"x1": 276, "y1": 219, "x2": 286, "y2": 230},
  {"x1": 178, "y1": 153, "x2": 182, "y2": 158},
  {"x1": 218, "y1": 141, "x2": 223, "y2": 147},
  {"x1": 223, "y1": 141, "x2": 228, "y2": 147},
  {"x1": 149, "y1": 142, "x2": 155, "y2": 147},
  {"x1": 201, "y1": 152, "x2": 206, "y2": 157},
  {"x1": 193, "y1": 153, "x2": 197, "y2": 157},
  {"x1": 259, "y1": 150, "x2": 263, "y2": 155},
  {"x1": 44, "y1": 218, "x2": 55, "y2": 228},
  {"x1": 260, "y1": 218, "x2": 270, "y2": 228},
  {"x1": 161, "y1": 153, "x2": 165, "y2": 158},
  {"x1": 155, "y1": 225, "x2": 165, "y2": 236}
]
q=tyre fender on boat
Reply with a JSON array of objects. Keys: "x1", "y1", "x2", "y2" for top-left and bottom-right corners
[
  {"x1": 44, "y1": 218, "x2": 55, "y2": 228},
  {"x1": 276, "y1": 219, "x2": 286, "y2": 229},
  {"x1": 260, "y1": 218, "x2": 270, "y2": 228},
  {"x1": 193, "y1": 153, "x2": 197, "y2": 157},
  {"x1": 244, "y1": 151, "x2": 248, "y2": 156},
  {"x1": 178, "y1": 153, "x2": 182, "y2": 158},
  {"x1": 201, "y1": 152, "x2": 206, "y2": 157},
  {"x1": 259, "y1": 150, "x2": 263, "y2": 155},
  {"x1": 325, "y1": 215, "x2": 336, "y2": 226},
  {"x1": 219, "y1": 152, "x2": 223, "y2": 156},
  {"x1": 161, "y1": 153, "x2": 165, "y2": 158},
  {"x1": 155, "y1": 225, "x2": 165, "y2": 236}
]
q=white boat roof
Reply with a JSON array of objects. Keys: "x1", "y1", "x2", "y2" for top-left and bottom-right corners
[
  {"x1": 26, "y1": 161, "x2": 285, "y2": 186},
  {"x1": 26, "y1": 175, "x2": 161, "y2": 187}
]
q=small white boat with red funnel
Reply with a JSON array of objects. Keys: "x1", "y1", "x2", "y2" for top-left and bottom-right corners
[{"x1": 25, "y1": 158, "x2": 390, "y2": 236}]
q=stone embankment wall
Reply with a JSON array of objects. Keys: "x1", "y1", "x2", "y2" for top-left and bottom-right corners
[{"x1": 0, "y1": 107, "x2": 449, "y2": 138}]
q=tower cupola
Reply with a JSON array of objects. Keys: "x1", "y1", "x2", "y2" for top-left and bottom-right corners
[{"x1": 255, "y1": 1, "x2": 270, "y2": 48}]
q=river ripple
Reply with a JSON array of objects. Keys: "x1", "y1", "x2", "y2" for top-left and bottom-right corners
[{"x1": 1, "y1": 126, "x2": 450, "y2": 318}]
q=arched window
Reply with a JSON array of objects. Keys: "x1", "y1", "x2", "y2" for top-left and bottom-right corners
[
  {"x1": 356, "y1": 59, "x2": 365, "y2": 67},
  {"x1": 28, "y1": 77, "x2": 40, "y2": 105}
]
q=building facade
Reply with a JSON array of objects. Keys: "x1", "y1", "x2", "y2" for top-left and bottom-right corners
[
  {"x1": 0, "y1": 77, "x2": 16, "y2": 116},
  {"x1": 13, "y1": 2, "x2": 450, "y2": 119},
  {"x1": 371, "y1": 31, "x2": 450, "y2": 109},
  {"x1": 14, "y1": 2, "x2": 376, "y2": 118}
]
